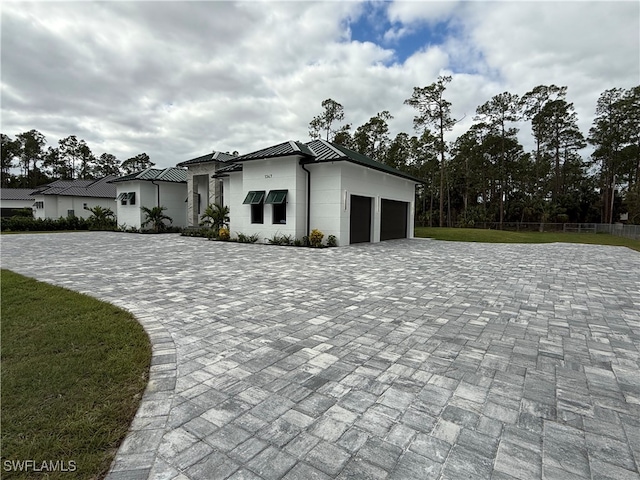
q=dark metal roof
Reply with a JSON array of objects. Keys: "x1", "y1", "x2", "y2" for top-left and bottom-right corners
[
  {"x1": 234, "y1": 140, "x2": 315, "y2": 162},
  {"x1": 0, "y1": 188, "x2": 36, "y2": 201},
  {"x1": 176, "y1": 151, "x2": 238, "y2": 167},
  {"x1": 212, "y1": 163, "x2": 243, "y2": 178},
  {"x1": 110, "y1": 167, "x2": 187, "y2": 184},
  {"x1": 32, "y1": 176, "x2": 117, "y2": 198},
  {"x1": 304, "y1": 139, "x2": 424, "y2": 183}
]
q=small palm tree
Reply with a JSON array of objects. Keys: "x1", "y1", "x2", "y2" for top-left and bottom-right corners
[
  {"x1": 199, "y1": 203, "x2": 230, "y2": 233},
  {"x1": 87, "y1": 205, "x2": 116, "y2": 230},
  {"x1": 141, "y1": 206, "x2": 173, "y2": 233}
]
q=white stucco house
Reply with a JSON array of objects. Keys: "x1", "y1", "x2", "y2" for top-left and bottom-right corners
[
  {"x1": 30, "y1": 176, "x2": 117, "y2": 220},
  {"x1": 110, "y1": 167, "x2": 187, "y2": 230},
  {"x1": 214, "y1": 139, "x2": 422, "y2": 246},
  {"x1": 176, "y1": 150, "x2": 238, "y2": 227},
  {"x1": 0, "y1": 188, "x2": 35, "y2": 217}
]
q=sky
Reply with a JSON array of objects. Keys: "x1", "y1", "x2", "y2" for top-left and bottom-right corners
[{"x1": 1, "y1": 0, "x2": 639, "y2": 170}]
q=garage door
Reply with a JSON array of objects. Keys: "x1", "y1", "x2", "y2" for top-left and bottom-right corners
[
  {"x1": 380, "y1": 199, "x2": 408, "y2": 241},
  {"x1": 350, "y1": 195, "x2": 372, "y2": 244}
]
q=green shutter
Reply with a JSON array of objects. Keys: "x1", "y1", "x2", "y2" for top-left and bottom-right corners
[
  {"x1": 265, "y1": 190, "x2": 287, "y2": 204},
  {"x1": 243, "y1": 191, "x2": 265, "y2": 205}
]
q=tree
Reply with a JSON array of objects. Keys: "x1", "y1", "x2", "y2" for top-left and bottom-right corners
[
  {"x1": 199, "y1": 203, "x2": 230, "y2": 233},
  {"x1": 1, "y1": 134, "x2": 21, "y2": 187},
  {"x1": 42, "y1": 146, "x2": 69, "y2": 179},
  {"x1": 309, "y1": 99, "x2": 346, "y2": 141},
  {"x1": 93, "y1": 153, "x2": 121, "y2": 177},
  {"x1": 353, "y1": 111, "x2": 393, "y2": 163},
  {"x1": 404, "y1": 76, "x2": 456, "y2": 227},
  {"x1": 588, "y1": 88, "x2": 626, "y2": 223},
  {"x1": 77, "y1": 141, "x2": 96, "y2": 179},
  {"x1": 520, "y1": 85, "x2": 567, "y2": 163},
  {"x1": 333, "y1": 124, "x2": 354, "y2": 149},
  {"x1": 140, "y1": 205, "x2": 172, "y2": 233},
  {"x1": 16, "y1": 129, "x2": 46, "y2": 187},
  {"x1": 121, "y1": 153, "x2": 154, "y2": 174},
  {"x1": 87, "y1": 205, "x2": 116, "y2": 230},
  {"x1": 474, "y1": 91, "x2": 521, "y2": 227}
]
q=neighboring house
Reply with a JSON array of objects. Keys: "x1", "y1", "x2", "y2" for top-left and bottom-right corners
[
  {"x1": 31, "y1": 176, "x2": 117, "y2": 220},
  {"x1": 110, "y1": 167, "x2": 187, "y2": 230},
  {"x1": 214, "y1": 139, "x2": 422, "y2": 246},
  {"x1": 176, "y1": 151, "x2": 238, "y2": 227},
  {"x1": 0, "y1": 188, "x2": 35, "y2": 217}
]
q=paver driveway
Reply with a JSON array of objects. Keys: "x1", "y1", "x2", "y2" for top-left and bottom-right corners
[{"x1": 2, "y1": 232, "x2": 639, "y2": 480}]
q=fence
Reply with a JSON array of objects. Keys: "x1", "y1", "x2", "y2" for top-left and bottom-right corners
[{"x1": 415, "y1": 222, "x2": 640, "y2": 240}]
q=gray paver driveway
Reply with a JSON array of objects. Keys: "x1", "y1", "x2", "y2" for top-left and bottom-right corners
[{"x1": 2, "y1": 232, "x2": 640, "y2": 480}]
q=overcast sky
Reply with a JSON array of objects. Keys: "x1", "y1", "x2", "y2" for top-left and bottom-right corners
[{"x1": 2, "y1": 1, "x2": 638, "y2": 169}]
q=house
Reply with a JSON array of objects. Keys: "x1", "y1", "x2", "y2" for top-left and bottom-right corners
[
  {"x1": 214, "y1": 139, "x2": 421, "y2": 245},
  {"x1": 31, "y1": 176, "x2": 117, "y2": 220},
  {"x1": 0, "y1": 188, "x2": 35, "y2": 217},
  {"x1": 176, "y1": 151, "x2": 238, "y2": 227},
  {"x1": 110, "y1": 167, "x2": 187, "y2": 230}
]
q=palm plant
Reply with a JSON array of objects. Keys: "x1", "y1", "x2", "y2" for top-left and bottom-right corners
[
  {"x1": 87, "y1": 205, "x2": 116, "y2": 230},
  {"x1": 141, "y1": 206, "x2": 173, "y2": 233},
  {"x1": 199, "y1": 203, "x2": 230, "y2": 233}
]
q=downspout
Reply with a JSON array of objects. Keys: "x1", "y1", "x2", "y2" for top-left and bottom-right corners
[
  {"x1": 300, "y1": 160, "x2": 311, "y2": 237},
  {"x1": 151, "y1": 180, "x2": 160, "y2": 207}
]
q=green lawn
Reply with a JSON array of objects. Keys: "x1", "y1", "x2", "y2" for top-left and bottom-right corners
[
  {"x1": 415, "y1": 227, "x2": 640, "y2": 252},
  {"x1": 1, "y1": 270, "x2": 151, "y2": 479}
]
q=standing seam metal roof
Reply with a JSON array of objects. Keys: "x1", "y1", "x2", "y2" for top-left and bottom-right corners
[
  {"x1": 234, "y1": 140, "x2": 315, "y2": 161},
  {"x1": 31, "y1": 176, "x2": 118, "y2": 198},
  {"x1": 176, "y1": 151, "x2": 237, "y2": 167},
  {"x1": 110, "y1": 168, "x2": 187, "y2": 183}
]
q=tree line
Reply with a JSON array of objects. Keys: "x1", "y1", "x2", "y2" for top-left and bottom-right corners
[
  {"x1": 309, "y1": 83, "x2": 639, "y2": 226},
  {"x1": 1, "y1": 132, "x2": 155, "y2": 188}
]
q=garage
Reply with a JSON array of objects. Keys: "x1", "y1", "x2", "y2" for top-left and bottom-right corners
[
  {"x1": 349, "y1": 195, "x2": 372, "y2": 244},
  {"x1": 380, "y1": 199, "x2": 408, "y2": 241}
]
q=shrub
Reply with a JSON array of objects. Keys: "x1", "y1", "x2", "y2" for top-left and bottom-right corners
[
  {"x1": 237, "y1": 233, "x2": 260, "y2": 243},
  {"x1": 309, "y1": 229, "x2": 324, "y2": 247},
  {"x1": 327, "y1": 234, "x2": 337, "y2": 247},
  {"x1": 218, "y1": 227, "x2": 230, "y2": 241}
]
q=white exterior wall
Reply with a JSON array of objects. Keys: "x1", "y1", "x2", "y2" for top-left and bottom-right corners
[
  {"x1": 1, "y1": 199, "x2": 34, "y2": 210},
  {"x1": 224, "y1": 174, "x2": 243, "y2": 235},
  {"x1": 115, "y1": 181, "x2": 187, "y2": 229},
  {"x1": 33, "y1": 194, "x2": 116, "y2": 220},
  {"x1": 339, "y1": 163, "x2": 416, "y2": 244},
  {"x1": 159, "y1": 182, "x2": 187, "y2": 228},
  {"x1": 306, "y1": 162, "x2": 343, "y2": 241},
  {"x1": 235, "y1": 157, "x2": 306, "y2": 242},
  {"x1": 185, "y1": 163, "x2": 221, "y2": 227}
]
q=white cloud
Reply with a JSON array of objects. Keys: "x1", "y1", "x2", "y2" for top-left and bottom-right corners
[{"x1": 1, "y1": 0, "x2": 637, "y2": 169}]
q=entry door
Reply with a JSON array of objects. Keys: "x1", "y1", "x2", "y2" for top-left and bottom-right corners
[
  {"x1": 350, "y1": 195, "x2": 372, "y2": 244},
  {"x1": 380, "y1": 199, "x2": 408, "y2": 241}
]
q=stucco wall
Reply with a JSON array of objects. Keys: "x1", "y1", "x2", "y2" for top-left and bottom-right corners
[
  {"x1": 116, "y1": 181, "x2": 187, "y2": 229},
  {"x1": 236, "y1": 156, "x2": 306, "y2": 242},
  {"x1": 159, "y1": 182, "x2": 187, "y2": 228},
  {"x1": 34, "y1": 195, "x2": 116, "y2": 220}
]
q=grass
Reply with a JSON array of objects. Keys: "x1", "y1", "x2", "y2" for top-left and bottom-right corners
[
  {"x1": 1, "y1": 270, "x2": 152, "y2": 479},
  {"x1": 415, "y1": 227, "x2": 640, "y2": 252}
]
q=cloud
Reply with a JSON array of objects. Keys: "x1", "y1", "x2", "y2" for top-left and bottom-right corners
[{"x1": 1, "y1": 0, "x2": 637, "y2": 170}]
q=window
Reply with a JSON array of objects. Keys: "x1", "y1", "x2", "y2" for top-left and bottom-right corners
[
  {"x1": 266, "y1": 190, "x2": 288, "y2": 224},
  {"x1": 34, "y1": 201, "x2": 44, "y2": 209},
  {"x1": 67, "y1": 210, "x2": 75, "y2": 217},
  {"x1": 243, "y1": 191, "x2": 265, "y2": 224},
  {"x1": 118, "y1": 192, "x2": 136, "y2": 205}
]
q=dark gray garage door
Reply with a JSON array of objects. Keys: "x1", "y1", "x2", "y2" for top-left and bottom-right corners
[
  {"x1": 350, "y1": 195, "x2": 372, "y2": 244},
  {"x1": 380, "y1": 199, "x2": 408, "y2": 241}
]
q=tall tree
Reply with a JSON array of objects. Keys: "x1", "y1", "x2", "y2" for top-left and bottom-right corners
[
  {"x1": 520, "y1": 85, "x2": 567, "y2": 163},
  {"x1": 16, "y1": 130, "x2": 46, "y2": 187},
  {"x1": 474, "y1": 91, "x2": 521, "y2": 227},
  {"x1": 1, "y1": 134, "x2": 21, "y2": 187},
  {"x1": 58, "y1": 135, "x2": 82, "y2": 179},
  {"x1": 533, "y1": 98, "x2": 585, "y2": 200},
  {"x1": 588, "y1": 88, "x2": 626, "y2": 223},
  {"x1": 404, "y1": 75, "x2": 456, "y2": 227},
  {"x1": 121, "y1": 153, "x2": 154, "y2": 174},
  {"x1": 42, "y1": 146, "x2": 70, "y2": 179},
  {"x1": 309, "y1": 99, "x2": 346, "y2": 141},
  {"x1": 353, "y1": 111, "x2": 393, "y2": 163},
  {"x1": 93, "y1": 153, "x2": 121, "y2": 177}
]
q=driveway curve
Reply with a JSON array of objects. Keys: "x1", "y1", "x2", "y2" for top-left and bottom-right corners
[{"x1": 2, "y1": 232, "x2": 639, "y2": 480}]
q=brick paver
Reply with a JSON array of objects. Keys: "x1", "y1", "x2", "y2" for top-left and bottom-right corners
[{"x1": 2, "y1": 232, "x2": 639, "y2": 479}]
